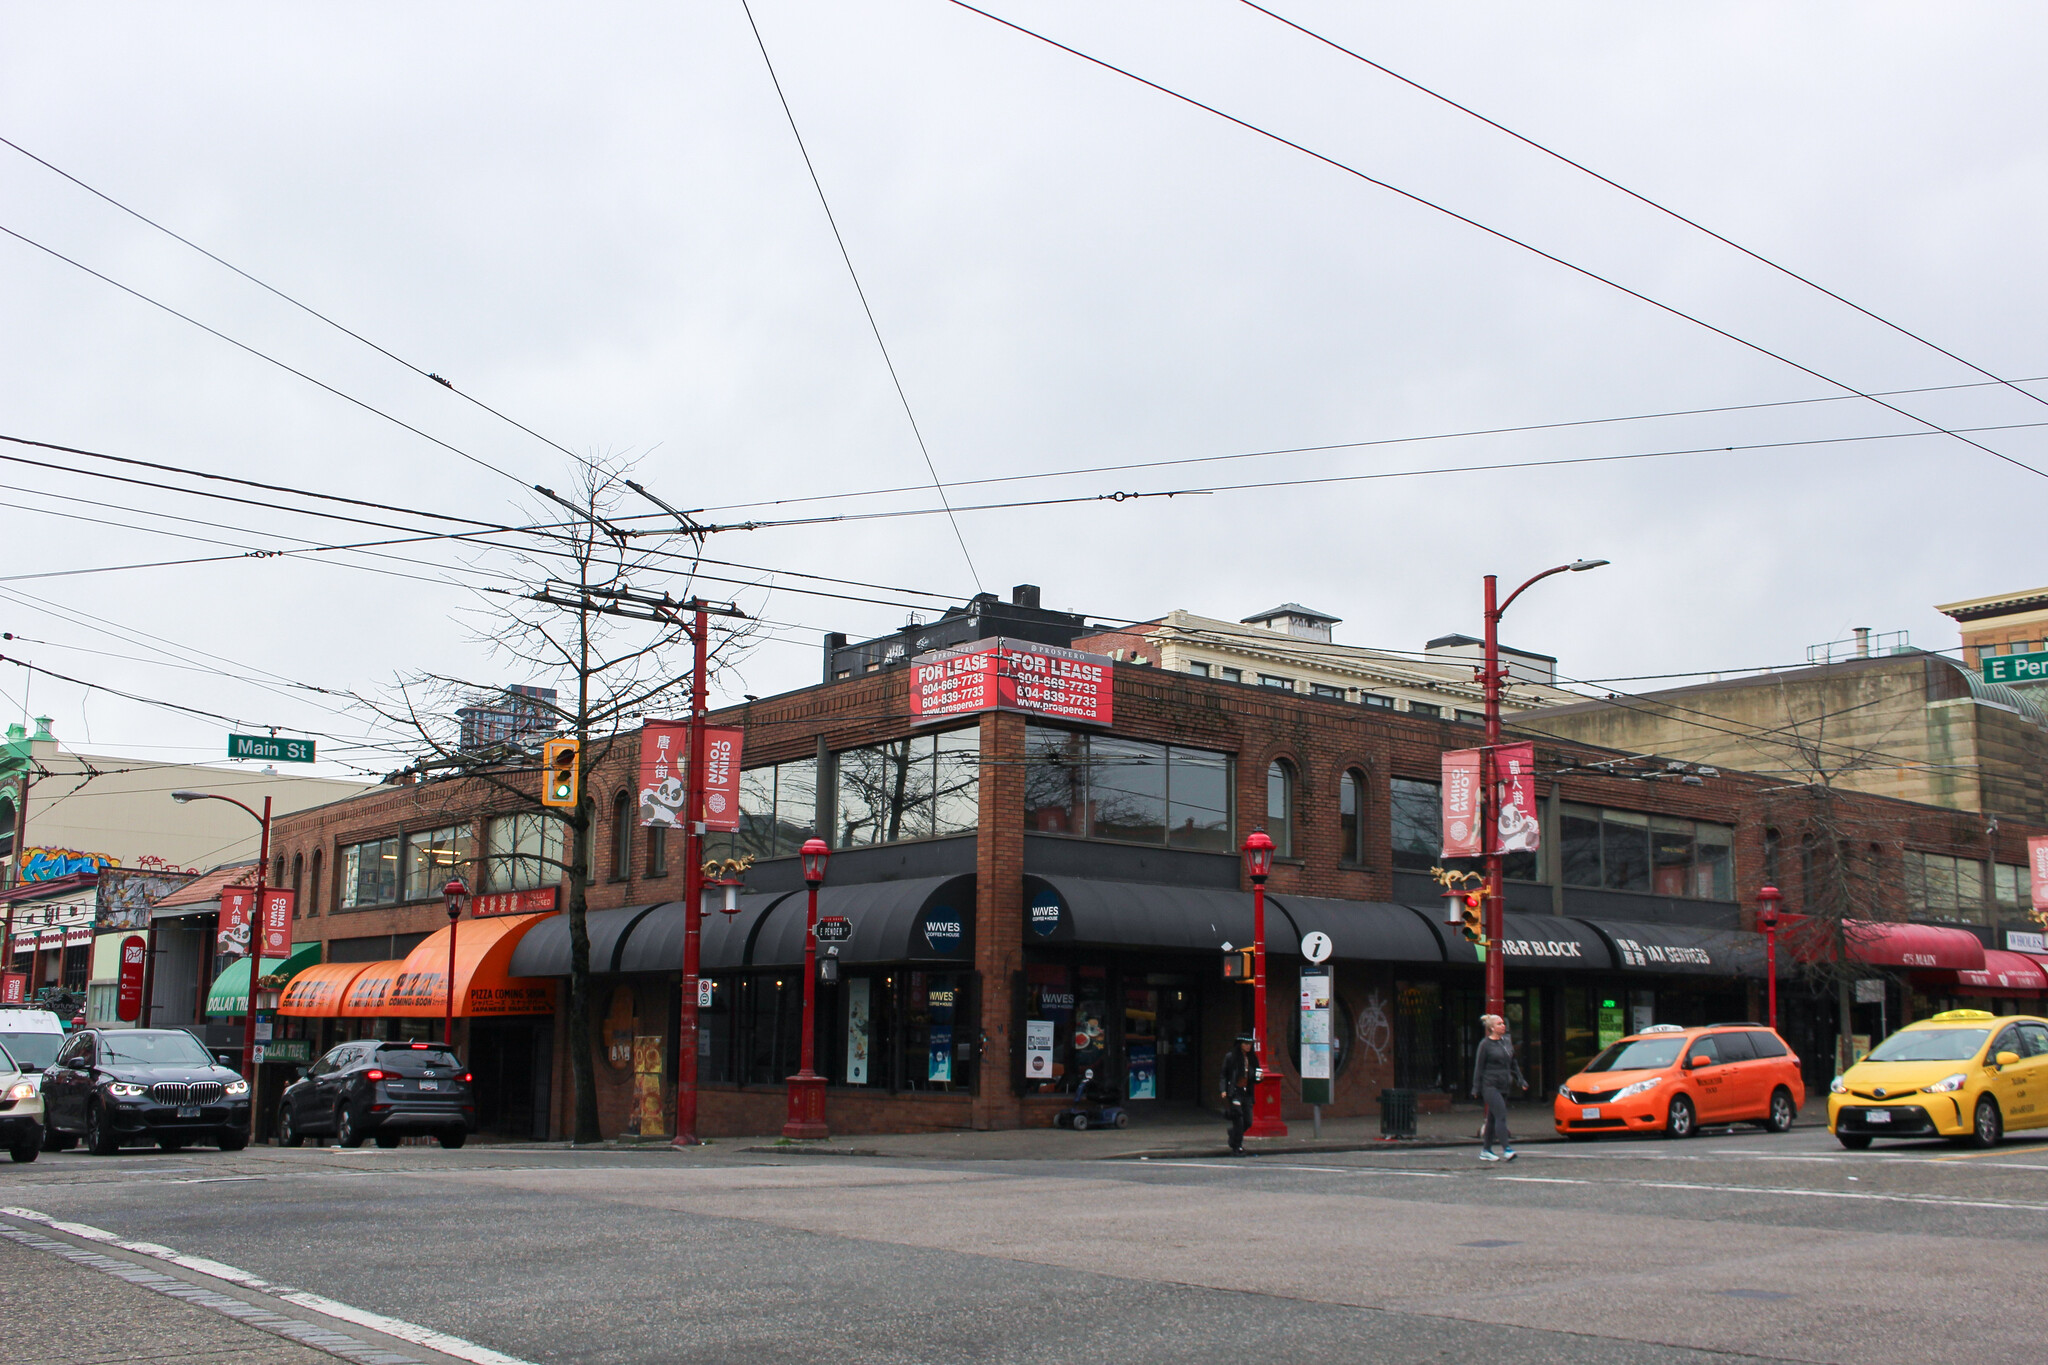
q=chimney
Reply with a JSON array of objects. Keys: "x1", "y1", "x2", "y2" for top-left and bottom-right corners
[
  {"x1": 1854, "y1": 627, "x2": 1872, "y2": 658},
  {"x1": 1011, "y1": 584, "x2": 1041, "y2": 610},
  {"x1": 822, "y1": 632, "x2": 848, "y2": 684}
]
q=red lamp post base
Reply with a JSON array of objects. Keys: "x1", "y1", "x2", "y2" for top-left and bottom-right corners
[
  {"x1": 782, "y1": 1072, "x2": 829, "y2": 1140},
  {"x1": 1247, "y1": 1074, "x2": 1288, "y2": 1137}
]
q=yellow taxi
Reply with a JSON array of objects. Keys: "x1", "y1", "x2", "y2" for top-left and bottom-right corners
[{"x1": 1829, "y1": 1009, "x2": 2048, "y2": 1149}]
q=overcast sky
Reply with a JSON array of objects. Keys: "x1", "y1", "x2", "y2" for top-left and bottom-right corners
[{"x1": 3, "y1": 2, "x2": 2043, "y2": 784}]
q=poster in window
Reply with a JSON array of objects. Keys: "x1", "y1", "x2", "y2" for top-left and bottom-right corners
[
  {"x1": 637, "y1": 722, "x2": 745, "y2": 832},
  {"x1": 1126, "y1": 1042, "x2": 1157, "y2": 1099},
  {"x1": 1493, "y1": 742, "x2": 1540, "y2": 853},
  {"x1": 928, "y1": 1025, "x2": 953, "y2": 1083},
  {"x1": 1440, "y1": 750, "x2": 1482, "y2": 857},
  {"x1": 846, "y1": 978, "x2": 871, "y2": 1085},
  {"x1": 1024, "y1": 1019, "x2": 1055, "y2": 1082}
]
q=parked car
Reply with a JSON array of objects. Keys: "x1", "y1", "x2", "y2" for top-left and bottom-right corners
[
  {"x1": 0, "y1": 1006, "x2": 67, "y2": 1081},
  {"x1": 1555, "y1": 1022, "x2": 1806, "y2": 1139},
  {"x1": 0, "y1": 1039, "x2": 45, "y2": 1162},
  {"x1": 39, "y1": 1027, "x2": 250, "y2": 1154},
  {"x1": 277, "y1": 1040, "x2": 476, "y2": 1150},
  {"x1": 1829, "y1": 1009, "x2": 2048, "y2": 1149}
]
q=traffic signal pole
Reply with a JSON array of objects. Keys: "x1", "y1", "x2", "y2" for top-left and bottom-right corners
[
  {"x1": 674, "y1": 605, "x2": 710, "y2": 1146},
  {"x1": 1481, "y1": 574, "x2": 1506, "y2": 1022}
]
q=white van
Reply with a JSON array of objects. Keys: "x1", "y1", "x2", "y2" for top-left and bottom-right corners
[{"x1": 0, "y1": 1007, "x2": 67, "y2": 1084}]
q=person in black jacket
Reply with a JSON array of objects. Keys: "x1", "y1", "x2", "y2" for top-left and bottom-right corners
[
  {"x1": 1470, "y1": 1013, "x2": 1528, "y2": 1161},
  {"x1": 1219, "y1": 1034, "x2": 1261, "y2": 1155}
]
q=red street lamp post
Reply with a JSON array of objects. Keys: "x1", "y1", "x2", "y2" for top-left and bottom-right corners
[
  {"x1": 442, "y1": 877, "x2": 468, "y2": 1047},
  {"x1": 1757, "y1": 885, "x2": 1783, "y2": 1030},
  {"x1": 783, "y1": 838, "x2": 832, "y2": 1140},
  {"x1": 1479, "y1": 559, "x2": 1607, "y2": 1020},
  {"x1": 1240, "y1": 829, "x2": 1288, "y2": 1138}
]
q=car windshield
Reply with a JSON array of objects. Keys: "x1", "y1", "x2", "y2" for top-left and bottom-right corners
[
  {"x1": 0, "y1": 1031, "x2": 61, "y2": 1070},
  {"x1": 1865, "y1": 1027, "x2": 1990, "y2": 1063},
  {"x1": 102, "y1": 1032, "x2": 216, "y2": 1068},
  {"x1": 1584, "y1": 1037, "x2": 1686, "y2": 1072},
  {"x1": 374, "y1": 1045, "x2": 461, "y2": 1076}
]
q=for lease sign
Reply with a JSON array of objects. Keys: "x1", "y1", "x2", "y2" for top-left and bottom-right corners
[{"x1": 909, "y1": 638, "x2": 1113, "y2": 725}]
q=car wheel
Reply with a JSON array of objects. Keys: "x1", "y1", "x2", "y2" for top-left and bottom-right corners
[
  {"x1": 1762, "y1": 1088, "x2": 1797, "y2": 1134},
  {"x1": 85, "y1": 1103, "x2": 120, "y2": 1156},
  {"x1": 374, "y1": 1133, "x2": 401, "y2": 1149},
  {"x1": 10, "y1": 1142, "x2": 38, "y2": 1163},
  {"x1": 216, "y1": 1129, "x2": 247, "y2": 1152},
  {"x1": 335, "y1": 1104, "x2": 364, "y2": 1149},
  {"x1": 157, "y1": 1138, "x2": 186, "y2": 1153},
  {"x1": 437, "y1": 1131, "x2": 466, "y2": 1150},
  {"x1": 278, "y1": 1108, "x2": 302, "y2": 1149},
  {"x1": 1665, "y1": 1095, "x2": 1697, "y2": 1140},
  {"x1": 1836, "y1": 1132, "x2": 1872, "y2": 1150},
  {"x1": 1969, "y1": 1095, "x2": 2003, "y2": 1149}
]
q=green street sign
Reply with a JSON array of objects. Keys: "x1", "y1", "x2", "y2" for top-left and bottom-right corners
[
  {"x1": 1982, "y1": 652, "x2": 2048, "y2": 685},
  {"x1": 228, "y1": 734, "x2": 316, "y2": 763}
]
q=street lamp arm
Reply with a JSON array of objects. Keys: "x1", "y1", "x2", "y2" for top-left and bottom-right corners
[
  {"x1": 169, "y1": 790, "x2": 264, "y2": 825},
  {"x1": 1494, "y1": 564, "x2": 1574, "y2": 619}
]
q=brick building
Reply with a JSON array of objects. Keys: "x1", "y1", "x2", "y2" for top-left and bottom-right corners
[{"x1": 260, "y1": 637, "x2": 2048, "y2": 1142}]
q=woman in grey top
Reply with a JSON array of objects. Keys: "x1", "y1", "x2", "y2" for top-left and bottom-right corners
[{"x1": 1470, "y1": 1013, "x2": 1528, "y2": 1161}]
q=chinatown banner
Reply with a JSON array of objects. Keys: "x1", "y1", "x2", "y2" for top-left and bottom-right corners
[
  {"x1": 1492, "y1": 741, "x2": 1540, "y2": 853},
  {"x1": 1440, "y1": 749, "x2": 1482, "y2": 857},
  {"x1": 2030, "y1": 836, "x2": 2048, "y2": 919},
  {"x1": 637, "y1": 722, "x2": 744, "y2": 831},
  {"x1": 910, "y1": 637, "x2": 1113, "y2": 726},
  {"x1": 218, "y1": 886, "x2": 254, "y2": 962},
  {"x1": 259, "y1": 889, "x2": 295, "y2": 957}
]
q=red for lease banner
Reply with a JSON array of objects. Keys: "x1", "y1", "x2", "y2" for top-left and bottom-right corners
[{"x1": 910, "y1": 638, "x2": 1114, "y2": 726}]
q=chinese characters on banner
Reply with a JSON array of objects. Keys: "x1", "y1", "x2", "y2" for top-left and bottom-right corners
[
  {"x1": 1493, "y1": 741, "x2": 1540, "y2": 853},
  {"x1": 218, "y1": 886, "x2": 253, "y2": 962},
  {"x1": 1440, "y1": 750, "x2": 1482, "y2": 857},
  {"x1": 2030, "y1": 836, "x2": 2048, "y2": 919},
  {"x1": 636, "y1": 722, "x2": 745, "y2": 831},
  {"x1": 909, "y1": 638, "x2": 1113, "y2": 726}
]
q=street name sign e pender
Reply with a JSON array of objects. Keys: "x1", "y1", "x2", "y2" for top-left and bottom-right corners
[{"x1": 816, "y1": 916, "x2": 853, "y2": 943}]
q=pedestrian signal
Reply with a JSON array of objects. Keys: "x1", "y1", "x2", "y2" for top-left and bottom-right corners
[
  {"x1": 541, "y1": 737, "x2": 581, "y2": 808},
  {"x1": 1221, "y1": 947, "x2": 1255, "y2": 981},
  {"x1": 1459, "y1": 892, "x2": 1485, "y2": 946}
]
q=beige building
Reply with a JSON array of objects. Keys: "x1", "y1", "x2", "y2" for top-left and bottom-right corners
[
  {"x1": 1078, "y1": 605, "x2": 1583, "y2": 721},
  {"x1": 1938, "y1": 586, "x2": 2048, "y2": 671}
]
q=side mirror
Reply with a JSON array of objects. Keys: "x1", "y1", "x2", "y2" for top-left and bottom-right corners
[
  {"x1": 294, "y1": 1067, "x2": 310, "y2": 1080},
  {"x1": 1996, "y1": 1051, "x2": 2021, "y2": 1068},
  {"x1": 1689, "y1": 1055, "x2": 1711, "y2": 1070}
]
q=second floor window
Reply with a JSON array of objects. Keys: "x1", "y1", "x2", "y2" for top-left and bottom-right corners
[
  {"x1": 483, "y1": 813, "x2": 564, "y2": 893},
  {"x1": 340, "y1": 837, "x2": 399, "y2": 909},
  {"x1": 1390, "y1": 777, "x2": 1538, "y2": 881},
  {"x1": 404, "y1": 824, "x2": 473, "y2": 901},
  {"x1": 1560, "y1": 805, "x2": 1731, "y2": 900},
  {"x1": 834, "y1": 732, "x2": 976, "y2": 849},
  {"x1": 1023, "y1": 724, "x2": 1231, "y2": 852},
  {"x1": 1906, "y1": 851, "x2": 1987, "y2": 924},
  {"x1": 1340, "y1": 769, "x2": 1367, "y2": 865},
  {"x1": 1266, "y1": 760, "x2": 1295, "y2": 857}
]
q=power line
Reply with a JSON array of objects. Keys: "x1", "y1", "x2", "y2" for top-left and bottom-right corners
[
  {"x1": 1239, "y1": 1, "x2": 2048, "y2": 423},
  {"x1": 738, "y1": 0, "x2": 984, "y2": 591},
  {"x1": 943, "y1": 1, "x2": 2048, "y2": 482}
]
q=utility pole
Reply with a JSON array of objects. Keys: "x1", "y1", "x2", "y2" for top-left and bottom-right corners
[{"x1": 676, "y1": 604, "x2": 710, "y2": 1146}]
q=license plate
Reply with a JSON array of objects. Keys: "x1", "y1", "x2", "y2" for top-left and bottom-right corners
[
  {"x1": 177, "y1": 1106, "x2": 200, "y2": 1119},
  {"x1": 418, "y1": 1080, "x2": 438, "y2": 1090},
  {"x1": 1865, "y1": 1109, "x2": 1891, "y2": 1124},
  {"x1": 1581, "y1": 1107, "x2": 1601, "y2": 1119}
]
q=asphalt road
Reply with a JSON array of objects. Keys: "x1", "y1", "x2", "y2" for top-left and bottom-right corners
[{"x1": 3, "y1": 1122, "x2": 2044, "y2": 1365}]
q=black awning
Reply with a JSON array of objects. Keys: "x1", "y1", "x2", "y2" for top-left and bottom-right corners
[
  {"x1": 745, "y1": 876, "x2": 977, "y2": 969},
  {"x1": 618, "y1": 891, "x2": 798, "y2": 974},
  {"x1": 1431, "y1": 910, "x2": 1614, "y2": 971},
  {"x1": 1266, "y1": 895, "x2": 1445, "y2": 963},
  {"x1": 1023, "y1": 877, "x2": 1283, "y2": 954},
  {"x1": 1579, "y1": 919, "x2": 1768, "y2": 978},
  {"x1": 507, "y1": 902, "x2": 667, "y2": 977}
]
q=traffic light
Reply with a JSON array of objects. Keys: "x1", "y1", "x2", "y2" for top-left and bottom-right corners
[
  {"x1": 1459, "y1": 891, "x2": 1485, "y2": 946},
  {"x1": 540, "y1": 737, "x2": 581, "y2": 808},
  {"x1": 1221, "y1": 946, "x2": 1255, "y2": 981}
]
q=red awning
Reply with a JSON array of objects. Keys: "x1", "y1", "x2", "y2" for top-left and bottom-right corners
[
  {"x1": 1955, "y1": 950, "x2": 2048, "y2": 995},
  {"x1": 1841, "y1": 920, "x2": 1986, "y2": 971}
]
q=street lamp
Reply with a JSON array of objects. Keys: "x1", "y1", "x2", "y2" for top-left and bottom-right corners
[
  {"x1": 170, "y1": 790, "x2": 272, "y2": 1089},
  {"x1": 443, "y1": 877, "x2": 468, "y2": 1047},
  {"x1": 783, "y1": 838, "x2": 832, "y2": 1139},
  {"x1": 1757, "y1": 885, "x2": 1783, "y2": 1030},
  {"x1": 1240, "y1": 829, "x2": 1287, "y2": 1138},
  {"x1": 1478, "y1": 559, "x2": 1607, "y2": 1020}
]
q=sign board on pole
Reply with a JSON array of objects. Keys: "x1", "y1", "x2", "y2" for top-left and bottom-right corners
[
  {"x1": 0, "y1": 973, "x2": 23, "y2": 1006},
  {"x1": 227, "y1": 734, "x2": 315, "y2": 763},
  {"x1": 815, "y1": 916, "x2": 853, "y2": 943},
  {"x1": 696, "y1": 978, "x2": 713, "y2": 1009},
  {"x1": 1441, "y1": 750, "x2": 1482, "y2": 857},
  {"x1": 1298, "y1": 966, "x2": 1333, "y2": 1105},
  {"x1": 636, "y1": 723, "x2": 745, "y2": 832},
  {"x1": 116, "y1": 935, "x2": 146, "y2": 1022},
  {"x1": 259, "y1": 890, "x2": 293, "y2": 957},
  {"x1": 1983, "y1": 651, "x2": 2048, "y2": 685},
  {"x1": 218, "y1": 887, "x2": 254, "y2": 962},
  {"x1": 2029, "y1": 836, "x2": 2048, "y2": 919},
  {"x1": 1300, "y1": 931, "x2": 1333, "y2": 964},
  {"x1": 1492, "y1": 741, "x2": 1540, "y2": 853},
  {"x1": 909, "y1": 638, "x2": 1114, "y2": 726}
]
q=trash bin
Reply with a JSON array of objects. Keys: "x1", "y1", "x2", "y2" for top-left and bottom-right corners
[{"x1": 1379, "y1": 1088, "x2": 1417, "y2": 1139}]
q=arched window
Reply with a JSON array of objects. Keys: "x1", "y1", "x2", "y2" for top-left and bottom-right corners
[
  {"x1": 1340, "y1": 769, "x2": 1367, "y2": 865},
  {"x1": 290, "y1": 853, "x2": 304, "y2": 915},
  {"x1": 273, "y1": 854, "x2": 286, "y2": 887},
  {"x1": 647, "y1": 823, "x2": 668, "y2": 877},
  {"x1": 611, "y1": 789, "x2": 633, "y2": 881},
  {"x1": 1266, "y1": 759, "x2": 1295, "y2": 858},
  {"x1": 308, "y1": 850, "x2": 323, "y2": 916}
]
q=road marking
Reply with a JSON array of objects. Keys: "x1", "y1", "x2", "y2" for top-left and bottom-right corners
[
  {"x1": 1491, "y1": 1177, "x2": 2048, "y2": 1212},
  {"x1": 0, "y1": 1207, "x2": 535, "y2": 1365},
  {"x1": 1932, "y1": 1146, "x2": 2048, "y2": 1162},
  {"x1": 1138, "y1": 1161, "x2": 1454, "y2": 1178}
]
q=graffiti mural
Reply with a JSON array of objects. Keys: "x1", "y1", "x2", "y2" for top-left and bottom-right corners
[
  {"x1": 1355, "y1": 989, "x2": 1393, "y2": 1069},
  {"x1": 133, "y1": 854, "x2": 200, "y2": 874},
  {"x1": 19, "y1": 847, "x2": 117, "y2": 882},
  {"x1": 95, "y1": 867, "x2": 201, "y2": 934}
]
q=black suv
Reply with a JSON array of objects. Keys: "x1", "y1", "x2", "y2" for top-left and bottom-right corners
[
  {"x1": 40, "y1": 1028, "x2": 250, "y2": 1154},
  {"x1": 278, "y1": 1040, "x2": 476, "y2": 1149}
]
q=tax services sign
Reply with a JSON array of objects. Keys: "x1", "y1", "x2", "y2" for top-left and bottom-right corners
[{"x1": 909, "y1": 637, "x2": 1114, "y2": 726}]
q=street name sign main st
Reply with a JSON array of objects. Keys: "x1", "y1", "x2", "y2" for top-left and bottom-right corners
[{"x1": 228, "y1": 733, "x2": 316, "y2": 763}]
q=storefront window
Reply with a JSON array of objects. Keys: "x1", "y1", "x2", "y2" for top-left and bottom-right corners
[
  {"x1": 339, "y1": 838, "x2": 399, "y2": 908},
  {"x1": 1021, "y1": 724, "x2": 1231, "y2": 852},
  {"x1": 404, "y1": 824, "x2": 473, "y2": 901},
  {"x1": 900, "y1": 971, "x2": 969, "y2": 1092},
  {"x1": 834, "y1": 731, "x2": 976, "y2": 848},
  {"x1": 482, "y1": 814, "x2": 564, "y2": 893}
]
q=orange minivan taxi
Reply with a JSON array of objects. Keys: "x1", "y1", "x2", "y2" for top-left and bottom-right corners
[{"x1": 1554, "y1": 1023, "x2": 1806, "y2": 1139}]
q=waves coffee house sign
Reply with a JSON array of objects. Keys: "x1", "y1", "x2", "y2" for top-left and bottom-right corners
[{"x1": 909, "y1": 637, "x2": 1113, "y2": 726}]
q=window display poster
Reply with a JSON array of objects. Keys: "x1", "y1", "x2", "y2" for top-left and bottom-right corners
[
  {"x1": 928, "y1": 1025, "x2": 953, "y2": 1083},
  {"x1": 1299, "y1": 965, "x2": 1332, "y2": 1104},
  {"x1": 846, "y1": 978, "x2": 871, "y2": 1085},
  {"x1": 1126, "y1": 1042, "x2": 1157, "y2": 1099},
  {"x1": 1024, "y1": 1019, "x2": 1055, "y2": 1082},
  {"x1": 1597, "y1": 999, "x2": 1625, "y2": 1049}
]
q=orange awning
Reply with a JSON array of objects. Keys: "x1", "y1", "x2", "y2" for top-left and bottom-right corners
[
  {"x1": 337, "y1": 960, "x2": 409, "y2": 1019},
  {"x1": 377, "y1": 912, "x2": 558, "y2": 1018},
  {"x1": 277, "y1": 961, "x2": 378, "y2": 1018}
]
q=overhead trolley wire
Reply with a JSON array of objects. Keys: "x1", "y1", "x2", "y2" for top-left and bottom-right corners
[{"x1": 943, "y1": 2, "x2": 2048, "y2": 482}]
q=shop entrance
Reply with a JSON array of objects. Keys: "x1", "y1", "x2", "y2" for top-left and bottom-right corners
[
  {"x1": 469, "y1": 1018, "x2": 551, "y2": 1140},
  {"x1": 1122, "y1": 976, "x2": 1199, "y2": 1104}
]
